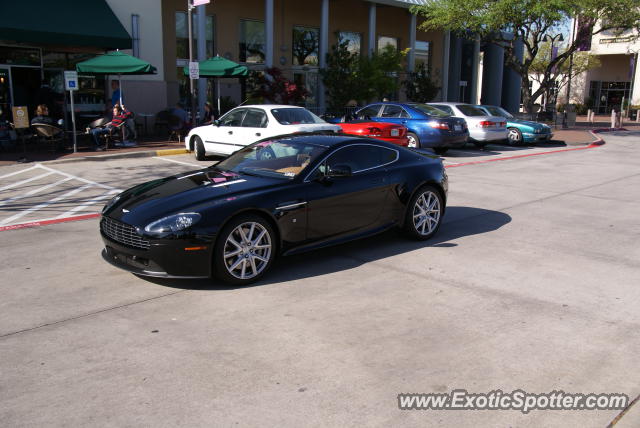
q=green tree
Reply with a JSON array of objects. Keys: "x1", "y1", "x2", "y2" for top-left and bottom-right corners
[
  {"x1": 319, "y1": 34, "x2": 365, "y2": 112},
  {"x1": 359, "y1": 45, "x2": 408, "y2": 101},
  {"x1": 412, "y1": 0, "x2": 640, "y2": 112},
  {"x1": 402, "y1": 62, "x2": 440, "y2": 102}
]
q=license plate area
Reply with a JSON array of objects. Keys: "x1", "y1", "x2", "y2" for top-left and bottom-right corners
[
  {"x1": 390, "y1": 129, "x2": 400, "y2": 137},
  {"x1": 454, "y1": 124, "x2": 462, "y2": 131}
]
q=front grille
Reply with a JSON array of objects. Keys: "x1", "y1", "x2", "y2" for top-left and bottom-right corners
[{"x1": 101, "y1": 217, "x2": 150, "y2": 250}]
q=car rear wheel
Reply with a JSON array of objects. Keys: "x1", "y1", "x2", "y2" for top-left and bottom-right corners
[
  {"x1": 407, "y1": 132, "x2": 420, "y2": 149},
  {"x1": 434, "y1": 147, "x2": 448, "y2": 155},
  {"x1": 257, "y1": 146, "x2": 276, "y2": 160},
  {"x1": 507, "y1": 128, "x2": 523, "y2": 145},
  {"x1": 194, "y1": 136, "x2": 205, "y2": 161},
  {"x1": 404, "y1": 185, "x2": 444, "y2": 240},
  {"x1": 214, "y1": 214, "x2": 276, "y2": 285}
]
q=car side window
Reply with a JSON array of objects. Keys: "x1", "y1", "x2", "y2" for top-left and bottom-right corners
[
  {"x1": 357, "y1": 105, "x2": 381, "y2": 119},
  {"x1": 219, "y1": 109, "x2": 246, "y2": 126},
  {"x1": 381, "y1": 105, "x2": 404, "y2": 118},
  {"x1": 325, "y1": 145, "x2": 397, "y2": 174},
  {"x1": 242, "y1": 109, "x2": 268, "y2": 128},
  {"x1": 432, "y1": 105, "x2": 453, "y2": 115}
]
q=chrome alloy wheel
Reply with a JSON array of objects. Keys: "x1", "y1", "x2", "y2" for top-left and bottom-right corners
[
  {"x1": 223, "y1": 222, "x2": 272, "y2": 280},
  {"x1": 412, "y1": 191, "x2": 441, "y2": 236},
  {"x1": 507, "y1": 128, "x2": 521, "y2": 144}
]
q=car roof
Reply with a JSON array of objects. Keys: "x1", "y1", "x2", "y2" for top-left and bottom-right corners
[{"x1": 239, "y1": 104, "x2": 308, "y2": 109}]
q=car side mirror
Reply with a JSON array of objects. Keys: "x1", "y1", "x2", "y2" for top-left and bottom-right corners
[
  {"x1": 213, "y1": 120, "x2": 220, "y2": 127},
  {"x1": 327, "y1": 164, "x2": 352, "y2": 177}
]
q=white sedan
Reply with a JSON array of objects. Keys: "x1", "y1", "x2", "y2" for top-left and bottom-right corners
[
  {"x1": 185, "y1": 105, "x2": 341, "y2": 160},
  {"x1": 428, "y1": 102, "x2": 508, "y2": 148}
]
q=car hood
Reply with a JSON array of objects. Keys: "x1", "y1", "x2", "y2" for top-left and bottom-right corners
[{"x1": 103, "y1": 168, "x2": 283, "y2": 225}]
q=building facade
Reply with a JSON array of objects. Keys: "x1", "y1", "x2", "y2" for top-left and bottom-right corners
[{"x1": 1, "y1": 0, "x2": 523, "y2": 128}]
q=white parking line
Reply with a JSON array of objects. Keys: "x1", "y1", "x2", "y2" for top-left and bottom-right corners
[
  {"x1": 0, "y1": 184, "x2": 93, "y2": 226},
  {"x1": 35, "y1": 164, "x2": 119, "y2": 190},
  {"x1": 0, "y1": 172, "x2": 55, "y2": 192},
  {"x1": 0, "y1": 177, "x2": 73, "y2": 208},
  {"x1": 153, "y1": 156, "x2": 201, "y2": 167},
  {"x1": 0, "y1": 165, "x2": 38, "y2": 180},
  {"x1": 54, "y1": 189, "x2": 119, "y2": 219}
]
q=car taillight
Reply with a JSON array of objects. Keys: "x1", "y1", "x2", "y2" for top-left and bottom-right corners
[
  {"x1": 499, "y1": 121, "x2": 506, "y2": 127},
  {"x1": 429, "y1": 121, "x2": 450, "y2": 130},
  {"x1": 477, "y1": 121, "x2": 495, "y2": 128},
  {"x1": 365, "y1": 127, "x2": 382, "y2": 137}
]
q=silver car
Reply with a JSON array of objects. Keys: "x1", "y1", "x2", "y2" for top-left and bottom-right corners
[{"x1": 428, "y1": 102, "x2": 508, "y2": 148}]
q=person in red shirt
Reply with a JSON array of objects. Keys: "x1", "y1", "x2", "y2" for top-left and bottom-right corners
[{"x1": 90, "y1": 104, "x2": 129, "y2": 150}]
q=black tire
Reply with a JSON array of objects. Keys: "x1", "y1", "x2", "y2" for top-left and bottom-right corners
[
  {"x1": 434, "y1": 147, "x2": 448, "y2": 155},
  {"x1": 507, "y1": 128, "x2": 523, "y2": 146},
  {"x1": 403, "y1": 185, "x2": 444, "y2": 240},
  {"x1": 213, "y1": 214, "x2": 276, "y2": 285},
  {"x1": 407, "y1": 132, "x2": 420, "y2": 149},
  {"x1": 257, "y1": 146, "x2": 276, "y2": 160},
  {"x1": 194, "y1": 136, "x2": 206, "y2": 161}
]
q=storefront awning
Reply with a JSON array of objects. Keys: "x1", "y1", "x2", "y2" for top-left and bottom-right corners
[{"x1": 0, "y1": 0, "x2": 131, "y2": 50}]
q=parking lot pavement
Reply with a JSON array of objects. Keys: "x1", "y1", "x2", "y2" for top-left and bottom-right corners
[{"x1": 1, "y1": 132, "x2": 639, "y2": 427}]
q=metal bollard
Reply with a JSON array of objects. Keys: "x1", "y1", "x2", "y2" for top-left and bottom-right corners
[{"x1": 611, "y1": 110, "x2": 616, "y2": 128}]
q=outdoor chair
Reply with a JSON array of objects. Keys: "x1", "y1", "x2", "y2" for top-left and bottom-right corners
[
  {"x1": 168, "y1": 114, "x2": 186, "y2": 142},
  {"x1": 32, "y1": 123, "x2": 64, "y2": 151},
  {"x1": 154, "y1": 109, "x2": 170, "y2": 136}
]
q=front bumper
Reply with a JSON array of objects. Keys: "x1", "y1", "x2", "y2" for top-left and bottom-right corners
[
  {"x1": 101, "y1": 232, "x2": 214, "y2": 278},
  {"x1": 523, "y1": 132, "x2": 553, "y2": 142}
]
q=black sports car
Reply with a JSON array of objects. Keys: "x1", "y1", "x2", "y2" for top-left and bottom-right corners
[{"x1": 100, "y1": 134, "x2": 448, "y2": 285}]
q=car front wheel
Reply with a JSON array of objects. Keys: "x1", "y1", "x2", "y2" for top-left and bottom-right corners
[
  {"x1": 214, "y1": 214, "x2": 276, "y2": 285},
  {"x1": 404, "y1": 185, "x2": 444, "y2": 240},
  {"x1": 507, "y1": 128, "x2": 523, "y2": 145}
]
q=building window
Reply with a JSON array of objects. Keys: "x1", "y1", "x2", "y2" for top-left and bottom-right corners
[
  {"x1": 377, "y1": 36, "x2": 398, "y2": 52},
  {"x1": 415, "y1": 40, "x2": 431, "y2": 69},
  {"x1": 239, "y1": 20, "x2": 265, "y2": 64},
  {"x1": 131, "y1": 14, "x2": 140, "y2": 58},
  {"x1": 175, "y1": 12, "x2": 215, "y2": 60},
  {"x1": 292, "y1": 26, "x2": 319, "y2": 66},
  {"x1": 338, "y1": 31, "x2": 361, "y2": 56}
]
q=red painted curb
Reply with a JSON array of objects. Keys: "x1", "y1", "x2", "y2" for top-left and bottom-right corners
[
  {"x1": 445, "y1": 140, "x2": 604, "y2": 168},
  {"x1": 0, "y1": 213, "x2": 101, "y2": 232}
]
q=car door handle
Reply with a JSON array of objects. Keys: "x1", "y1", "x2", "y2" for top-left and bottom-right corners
[
  {"x1": 228, "y1": 131, "x2": 233, "y2": 135},
  {"x1": 256, "y1": 132, "x2": 261, "y2": 136}
]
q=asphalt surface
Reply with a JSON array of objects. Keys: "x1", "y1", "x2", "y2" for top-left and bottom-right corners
[{"x1": 0, "y1": 135, "x2": 639, "y2": 427}]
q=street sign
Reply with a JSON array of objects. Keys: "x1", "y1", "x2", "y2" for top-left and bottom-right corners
[
  {"x1": 189, "y1": 61, "x2": 200, "y2": 79},
  {"x1": 12, "y1": 106, "x2": 29, "y2": 129},
  {"x1": 64, "y1": 71, "x2": 78, "y2": 91}
]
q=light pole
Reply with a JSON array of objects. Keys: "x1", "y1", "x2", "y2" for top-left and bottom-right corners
[
  {"x1": 543, "y1": 33, "x2": 563, "y2": 112},
  {"x1": 187, "y1": 0, "x2": 196, "y2": 124},
  {"x1": 627, "y1": 48, "x2": 639, "y2": 119}
]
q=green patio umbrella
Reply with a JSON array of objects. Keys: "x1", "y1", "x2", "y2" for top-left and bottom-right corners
[
  {"x1": 76, "y1": 50, "x2": 156, "y2": 107},
  {"x1": 183, "y1": 55, "x2": 248, "y2": 115}
]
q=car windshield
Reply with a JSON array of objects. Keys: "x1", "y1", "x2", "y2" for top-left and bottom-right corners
[
  {"x1": 214, "y1": 140, "x2": 326, "y2": 179},
  {"x1": 456, "y1": 105, "x2": 488, "y2": 116},
  {"x1": 483, "y1": 105, "x2": 513, "y2": 119},
  {"x1": 271, "y1": 108, "x2": 326, "y2": 125},
  {"x1": 410, "y1": 103, "x2": 450, "y2": 117}
]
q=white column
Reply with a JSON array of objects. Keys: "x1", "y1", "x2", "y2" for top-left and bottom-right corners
[
  {"x1": 318, "y1": 0, "x2": 329, "y2": 112},
  {"x1": 631, "y1": 53, "x2": 640, "y2": 106},
  {"x1": 368, "y1": 2, "x2": 376, "y2": 57},
  {"x1": 441, "y1": 31, "x2": 450, "y2": 100},
  {"x1": 408, "y1": 12, "x2": 417, "y2": 72},
  {"x1": 265, "y1": 0, "x2": 274, "y2": 67},
  {"x1": 469, "y1": 35, "x2": 481, "y2": 104},
  {"x1": 197, "y1": 5, "x2": 207, "y2": 120}
]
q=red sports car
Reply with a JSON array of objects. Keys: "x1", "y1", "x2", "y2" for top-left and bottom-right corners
[{"x1": 337, "y1": 121, "x2": 409, "y2": 146}]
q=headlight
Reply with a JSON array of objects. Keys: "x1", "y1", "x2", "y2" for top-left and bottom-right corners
[
  {"x1": 144, "y1": 213, "x2": 201, "y2": 235},
  {"x1": 102, "y1": 194, "x2": 122, "y2": 214}
]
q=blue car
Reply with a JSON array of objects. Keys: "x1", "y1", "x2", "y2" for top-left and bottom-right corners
[{"x1": 355, "y1": 102, "x2": 469, "y2": 154}]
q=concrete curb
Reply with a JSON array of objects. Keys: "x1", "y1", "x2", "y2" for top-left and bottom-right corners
[{"x1": 43, "y1": 148, "x2": 189, "y2": 165}]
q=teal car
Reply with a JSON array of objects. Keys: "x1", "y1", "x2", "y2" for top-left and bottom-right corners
[{"x1": 476, "y1": 105, "x2": 553, "y2": 145}]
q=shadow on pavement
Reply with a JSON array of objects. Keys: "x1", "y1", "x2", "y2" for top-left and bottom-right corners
[{"x1": 141, "y1": 206, "x2": 512, "y2": 291}]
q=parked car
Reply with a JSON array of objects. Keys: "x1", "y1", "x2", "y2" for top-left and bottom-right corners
[
  {"x1": 475, "y1": 105, "x2": 553, "y2": 145},
  {"x1": 337, "y1": 120, "x2": 409, "y2": 146},
  {"x1": 185, "y1": 105, "x2": 341, "y2": 160},
  {"x1": 101, "y1": 134, "x2": 447, "y2": 285},
  {"x1": 355, "y1": 102, "x2": 468, "y2": 154},
  {"x1": 428, "y1": 102, "x2": 508, "y2": 148}
]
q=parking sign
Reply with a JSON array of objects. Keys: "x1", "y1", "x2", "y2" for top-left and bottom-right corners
[
  {"x1": 189, "y1": 61, "x2": 200, "y2": 79},
  {"x1": 64, "y1": 71, "x2": 78, "y2": 91}
]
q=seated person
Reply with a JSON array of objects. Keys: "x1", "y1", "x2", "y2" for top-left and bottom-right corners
[
  {"x1": 120, "y1": 104, "x2": 137, "y2": 143},
  {"x1": 201, "y1": 101, "x2": 214, "y2": 125},
  {"x1": 90, "y1": 104, "x2": 130, "y2": 151},
  {"x1": 31, "y1": 104, "x2": 63, "y2": 135},
  {"x1": 170, "y1": 102, "x2": 190, "y2": 130}
]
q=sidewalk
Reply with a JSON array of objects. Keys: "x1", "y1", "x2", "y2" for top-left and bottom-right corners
[{"x1": 0, "y1": 123, "x2": 634, "y2": 167}]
